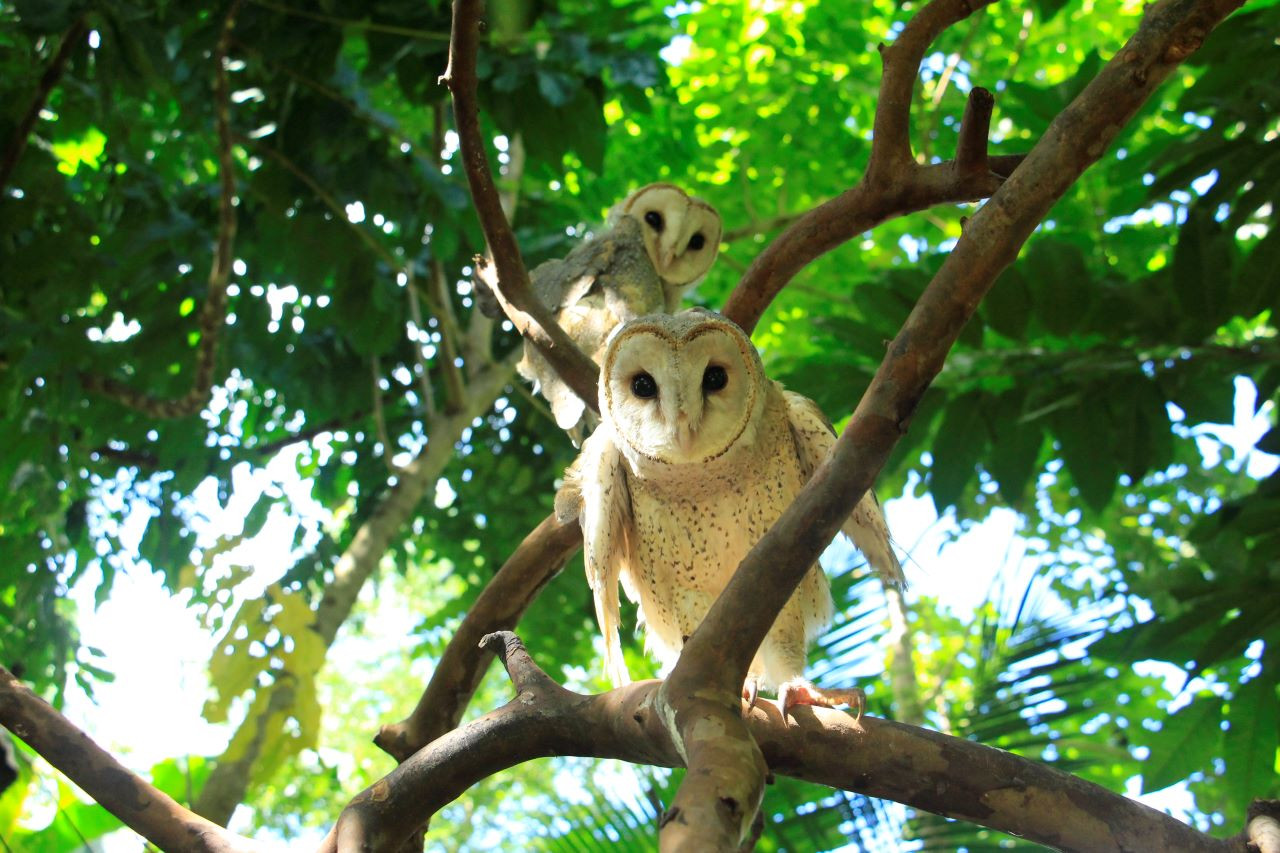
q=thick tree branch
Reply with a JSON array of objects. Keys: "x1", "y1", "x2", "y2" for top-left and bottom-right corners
[
  {"x1": 0, "y1": 666, "x2": 262, "y2": 853},
  {"x1": 665, "y1": 0, "x2": 1244, "y2": 846},
  {"x1": 440, "y1": 0, "x2": 600, "y2": 412},
  {"x1": 1248, "y1": 800, "x2": 1280, "y2": 853},
  {"x1": 721, "y1": 0, "x2": 1015, "y2": 335},
  {"x1": 0, "y1": 14, "x2": 88, "y2": 193},
  {"x1": 82, "y1": 2, "x2": 241, "y2": 419},
  {"x1": 374, "y1": 512, "x2": 583, "y2": 762},
  {"x1": 326, "y1": 635, "x2": 1243, "y2": 853}
]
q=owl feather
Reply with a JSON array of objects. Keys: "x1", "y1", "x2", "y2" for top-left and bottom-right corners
[{"x1": 558, "y1": 310, "x2": 901, "y2": 710}]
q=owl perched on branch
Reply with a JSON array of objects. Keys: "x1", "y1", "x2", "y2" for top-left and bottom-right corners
[
  {"x1": 476, "y1": 183, "x2": 722, "y2": 435},
  {"x1": 556, "y1": 310, "x2": 904, "y2": 715}
]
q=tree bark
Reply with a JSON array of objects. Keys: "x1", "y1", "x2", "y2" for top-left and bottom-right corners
[{"x1": 326, "y1": 634, "x2": 1243, "y2": 853}]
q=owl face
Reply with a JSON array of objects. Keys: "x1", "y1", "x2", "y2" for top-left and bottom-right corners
[
  {"x1": 601, "y1": 311, "x2": 766, "y2": 465},
  {"x1": 615, "y1": 184, "x2": 722, "y2": 286}
]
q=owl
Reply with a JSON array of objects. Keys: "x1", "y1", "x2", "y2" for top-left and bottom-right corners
[
  {"x1": 476, "y1": 183, "x2": 722, "y2": 435},
  {"x1": 555, "y1": 310, "x2": 904, "y2": 716}
]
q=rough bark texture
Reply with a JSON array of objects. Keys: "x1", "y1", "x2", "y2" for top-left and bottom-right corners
[
  {"x1": 0, "y1": 666, "x2": 262, "y2": 853},
  {"x1": 322, "y1": 635, "x2": 1243, "y2": 853}
]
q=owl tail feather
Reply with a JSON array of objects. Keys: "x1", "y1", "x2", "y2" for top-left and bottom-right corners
[
  {"x1": 844, "y1": 493, "x2": 907, "y2": 591},
  {"x1": 592, "y1": 579, "x2": 631, "y2": 689}
]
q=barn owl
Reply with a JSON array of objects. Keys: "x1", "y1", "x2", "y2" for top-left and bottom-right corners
[
  {"x1": 556, "y1": 310, "x2": 904, "y2": 716},
  {"x1": 476, "y1": 183, "x2": 722, "y2": 435}
]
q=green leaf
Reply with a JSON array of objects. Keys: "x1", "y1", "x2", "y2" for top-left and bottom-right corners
[
  {"x1": 14, "y1": 0, "x2": 76, "y2": 33},
  {"x1": 982, "y1": 264, "x2": 1033, "y2": 341},
  {"x1": 1240, "y1": 227, "x2": 1280, "y2": 316},
  {"x1": 1050, "y1": 404, "x2": 1118, "y2": 512},
  {"x1": 1171, "y1": 206, "x2": 1235, "y2": 335},
  {"x1": 1222, "y1": 675, "x2": 1280, "y2": 815},
  {"x1": 928, "y1": 392, "x2": 989, "y2": 512},
  {"x1": 1256, "y1": 428, "x2": 1280, "y2": 456},
  {"x1": 983, "y1": 391, "x2": 1044, "y2": 507},
  {"x1": 1141, "y1": 695, "x2": 1223, "y2": 794},
  {"x1": 1025, "y1": 240, "x2": 1093, "y2": 337}
]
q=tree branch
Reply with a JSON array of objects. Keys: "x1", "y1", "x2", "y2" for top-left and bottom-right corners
[
  {"x1": 721, "y1": 0, "x2": 1015, "y2": 335},
  {"x1": 193, "y1": 355, "x2": 518, "y2": 825},
  {"x1": 325, "y1": 634, "x2": 1243, "y2": 853},
  {"x1": 1248, "y1": 800, "x2": 1280, "y2": 853},
  {"x1": 664, "y1": 0, "x2": 1244, "y2": 846},
  {"x1": 0, "y1": 14, "x2": 88, "y2": 193},
  {"x1": 0, "y1": 666, "x2": 262, "y2": 853},
  {"x1": 82, "y1": 2, "x2": 242, "y2": 419},
  {"x1": 440, "y1": 0, "x2": 600, "y2": 412},
  {"x1": 374, "y1": 512, "x2": 583, "y2": 763}
]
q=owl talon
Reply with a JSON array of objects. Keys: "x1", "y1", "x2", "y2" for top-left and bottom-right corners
[{"x1": 776, "y1": 680, "x2": 866, "y2": 722}]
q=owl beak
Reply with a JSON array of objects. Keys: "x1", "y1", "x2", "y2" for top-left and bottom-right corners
[{"x1": 675, "y1": 410, "x2": 696, "y2": 451}]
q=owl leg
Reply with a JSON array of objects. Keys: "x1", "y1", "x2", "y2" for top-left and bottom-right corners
[{"x1": 775, "y1": 680, "x2": 866, "y2": 722}]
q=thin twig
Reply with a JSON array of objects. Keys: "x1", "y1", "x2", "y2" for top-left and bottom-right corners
[
  {"x1": 722, "y1": 0, "x2": 1010, "y2": 334},
  {"x1": 244, "y1": 136, "x2": 398, "y2": 269},
  {"x1": 405, "y1": 266, "x2": 439, "y2": 418},
  {"x1": 82, "y1": 1, "x2": 242, "y2": 419},
  {"x1": 0, "y1": 14, "x2": 87, "y2": 192},
  {"x1": 441, "y1": 0, "x2": 600, "y2": 411},
  {"x1": 246, "y1": 0, "x2": 452, "y2": 40},
  {"x1": 371, "y1": 355, "x2": 397, "y2": 474},
  {"x1": 0, "y1": 666, "x2": 263, "y2": 853}
]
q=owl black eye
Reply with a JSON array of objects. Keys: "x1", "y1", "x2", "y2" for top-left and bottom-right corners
[
  {"x1": 631, "y1": 372, "x2": 658, "y2": 399},
  {"x1": 688, "y1": 233, "x2": 706, "y2": 251},
  {"x1": 702, "y1": 365, "x2": 728, "y2": 393},
  {"x1": 643, "y1": 210, "x2": 664, "y2": 232}
]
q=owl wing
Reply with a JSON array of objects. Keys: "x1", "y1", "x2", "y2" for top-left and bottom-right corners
[
  {"x1": 783, "y1": 388, "x2": 906, "y2": 589},
  {"x1": 555, "y1": 427, "x2": 636, "y2": 687}
]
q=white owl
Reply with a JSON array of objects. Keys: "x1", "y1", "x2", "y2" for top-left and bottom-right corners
[
  {"x1": 476, "y1": 183, "x2": 722, "y2": 435},
  {"x1": 556, "y1": 310, "x2": 904, "y2": 715}
]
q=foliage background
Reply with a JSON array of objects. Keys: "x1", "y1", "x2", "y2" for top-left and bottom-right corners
[{"x1": 0, "y1": 0, "x2": 1277, "y2": 848}]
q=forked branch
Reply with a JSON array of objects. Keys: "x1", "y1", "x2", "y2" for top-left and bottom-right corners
[
  {"x1": 722, "y1": 0, "x2": 1016, "y2": 334},
  {"x1": 325, "y1": 633, "x2": 1241, "y2": 853},
  {"x1": 441, "y1": 0, "x2": 600, "y2": 411},
  {"x1": 374, "y1": 512, "x2": 583, "y2": 763}
]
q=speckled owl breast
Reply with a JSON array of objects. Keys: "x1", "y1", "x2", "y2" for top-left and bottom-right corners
[{"x1": 618, "y1": 384, "x2": 833, "y2": 681}]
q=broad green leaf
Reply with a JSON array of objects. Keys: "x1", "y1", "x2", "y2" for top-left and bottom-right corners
[
  {"x1": 1050, "y1": 404, "x2": 1118, "y2": 513},
  {"x1": 928, "y1": 392, "x2": 988, "y2": 512},
  {"x1": 1141, "y1": 695, "x2": 1223, "y2": 794},
  {"x1": 1222, "y1": 676, "x2": 1280, "y2": 815}
]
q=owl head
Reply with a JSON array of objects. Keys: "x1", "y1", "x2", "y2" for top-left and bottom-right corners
[
  {"x1": 610, "y1": 183, "x2": 722, "y2": 286},
  {"x1": 600, "y1": 309, "x2": 767, "y2": 465}
]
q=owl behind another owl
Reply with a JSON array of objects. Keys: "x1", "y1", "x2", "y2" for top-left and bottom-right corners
[
  {"x1": 556, "y1": 310, "x2": 904, "y2": 715},
  {"x1": 476, "y1": 183, "x2": 722, "y2": 435}
]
